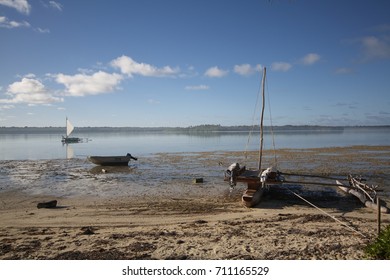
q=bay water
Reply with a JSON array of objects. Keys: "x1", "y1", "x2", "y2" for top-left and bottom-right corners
[
  {"x1": 0, "y1": 127, "x2": 389, "y2": 198},
  {"x1": 0, "y1": 127, "x2": 389, "y2": 161}
]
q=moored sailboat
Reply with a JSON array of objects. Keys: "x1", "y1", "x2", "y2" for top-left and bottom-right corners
[
  {"x1": 224, "y1": 67, "x2": 284, "y2": 207},
  {"x1": 224, "y1": 67, "x2": 388, "y2": 212},
  {"x1": 61, "y1": 117, "x2": 81, "y2": 143}
]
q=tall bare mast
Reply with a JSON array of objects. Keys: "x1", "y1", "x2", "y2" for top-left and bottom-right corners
[{"x1": 258, "y1": 67, "x2": 266, "y2": 171}]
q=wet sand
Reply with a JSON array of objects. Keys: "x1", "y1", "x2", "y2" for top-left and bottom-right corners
[{"x1": 0, "y1": 146, "x2": 389, "y2": 259}]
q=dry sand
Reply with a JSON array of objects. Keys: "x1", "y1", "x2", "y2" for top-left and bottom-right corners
[
  {"x1": 0, "y1": 191, "x2": 388, "y2": 260},
  {"x1": 1, "y1": 146, "x2": 389, "y2": 260}
]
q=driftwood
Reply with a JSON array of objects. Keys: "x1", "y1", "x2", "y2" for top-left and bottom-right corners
[{"x1": 336, "y1": 179, "x2": 388, "y2": 213}]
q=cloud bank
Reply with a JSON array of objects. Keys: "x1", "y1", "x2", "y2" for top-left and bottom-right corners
[{"x1": 0, "y1": 53, "x2": 324, "y2": 106}]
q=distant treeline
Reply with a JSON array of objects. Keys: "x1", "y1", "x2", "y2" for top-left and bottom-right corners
[{"x1": 0, "y1": 124, "x2": 389, "y2": 134}]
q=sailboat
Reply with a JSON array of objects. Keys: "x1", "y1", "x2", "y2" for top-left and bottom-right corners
[
  {"x1": 225, "y1": 67, "x2": 284, "y2": 207},
  {"x1": 61, "y1": 117, "x2": 81, "y2": 144},
  {"x1": 224, "y1": 67, "x2": 388, "y2": 212}
]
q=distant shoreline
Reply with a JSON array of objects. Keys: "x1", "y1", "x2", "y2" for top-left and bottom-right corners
[{"x1": 0, "y1": 125, "x2": 389, "y2": 134}]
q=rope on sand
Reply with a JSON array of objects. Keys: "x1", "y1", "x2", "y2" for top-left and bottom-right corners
[{"x1": 288, "y1": 189, "x2": 367, "y2": 239}]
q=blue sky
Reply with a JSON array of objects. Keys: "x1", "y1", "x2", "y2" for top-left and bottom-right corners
[{"x1": 0, "y1": 0, "x2": 389, "y2": 127}]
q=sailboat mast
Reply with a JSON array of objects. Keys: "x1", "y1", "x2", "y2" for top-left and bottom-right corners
[
  {"x1": 65, "y1": 116, "x2": 68, "y2": 137},
  {"x1": 258, "y1": 67, "x2": 266, "y2": 171}
]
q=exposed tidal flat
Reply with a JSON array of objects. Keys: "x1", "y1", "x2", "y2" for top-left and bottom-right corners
[{"x1": 0, "y1": 146, "x2": 389, "y2": 259}]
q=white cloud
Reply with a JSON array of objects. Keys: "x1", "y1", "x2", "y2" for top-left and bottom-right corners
[
  {"x1": 234, "y1": 64, "x2": 262, "y2": 76},
  {"x1": 335, "y1": 67, "x2": 354, "y2": 74},
  {"x1": 0, "y1": 104, "x2": 15, "y2": 110},
  {"x1": 0, "y1": 16, "x2": 30, "y2": 28},
  {"x1": 35, "y1": 27, "x2": 50, "y2": 33},
  {"x1": 110, "y1": 55, "x2": 179, "y2": 77},
  {"x1": 360, "y1": 36, "x2": 390, "y2": 61},
  {"x1": 185, "y1": 85, "x2": 209, "y2": 90},
  {"x1": 49, "y1": 1, "x2": 63, "y2": 11},
  {"x1": 204, "y1": 66, "x2": 228, "y2": 78},
  {"x1": 0, "y1": 0, "x2": 31, "y2": 14},
  {"x1": 55, "y1": 71, "x2": 123, "y2": 96},
  {"x1": 271, "y1": 62, "x2": 292, "y2": 72},
  {"x1": 301, "y1": 53, "x2": 321, "y2": 65},
  {"x1": 0, "y1": 77, "x2": 63, "y2": 104},
  {"x1": 24, "y1": 73, "x2": 36, "y2": 78},
  {"x1": 147, "y1": 99, "x2": 160, "y2": 104}
]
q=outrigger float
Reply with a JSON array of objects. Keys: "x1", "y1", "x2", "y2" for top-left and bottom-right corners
[{"x1": 224, "y1": 67, "x2": 388, "y2": 213}]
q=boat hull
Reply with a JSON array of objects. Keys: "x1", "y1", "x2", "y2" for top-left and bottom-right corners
[
  {"x1": 62, "y1": 137, "x2": 81, "y2": 143},
  {"x1": 242, "y1": 184, "x2": 264, "y2": 207},
  {"x1": 88, "y1": 154, "x2": 137, "y2": 166}
]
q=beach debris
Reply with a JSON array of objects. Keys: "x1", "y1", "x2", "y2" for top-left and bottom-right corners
[
  {"x1": 194, "y1": 219, "x2": 208, "y2": 224},
  {"x1": 81, "y1": 226, "x2": 95, "y2": 235},
  {"x1": 337, "y1": 176, "x2": 389, "y2": 213},
  {"x1": 193, "y1": 178, "x2": 204, "y2": 184},
  {"x1": 37, "y1": 200, "x2": 57, "y2": 209}
]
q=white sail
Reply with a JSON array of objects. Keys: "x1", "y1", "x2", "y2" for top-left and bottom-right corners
[{"x1": 66, "y1": 118, "x2": 74, "y2": 137}]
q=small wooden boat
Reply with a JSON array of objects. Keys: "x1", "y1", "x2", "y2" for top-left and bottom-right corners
[{"x1": 88, "y1": 153, "x2": 137, "y2": 166}]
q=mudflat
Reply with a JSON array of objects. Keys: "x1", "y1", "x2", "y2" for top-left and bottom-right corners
[{"x1": 1, "y1": 146, "x2": 389, "y2": 259}]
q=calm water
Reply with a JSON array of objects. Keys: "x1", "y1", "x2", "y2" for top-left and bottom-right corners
[
  {"x1": 1, "y1": 127, "x2": 389, "y2": 198},
  {"x1": 0, "y1": 127, "x2": 389, "y2": 160}
]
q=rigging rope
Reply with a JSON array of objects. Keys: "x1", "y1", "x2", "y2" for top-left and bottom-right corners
[
  {"x1": 265, "y1": 75, "x2": 278, "y2": 167},
  {"x1": 244, "y1": 72, "x2": 262, "y2": 162},
  {"x1": 244, "y1": 68, "x2": 278, "y2": 169},
  {"x1": 287, "y1": 188, "x2": 367, "y2": 239}
]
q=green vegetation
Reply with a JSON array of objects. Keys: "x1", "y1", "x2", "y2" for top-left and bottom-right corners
[{"x1": 364, "y1": 225, "x2": 390, "y2": 260}]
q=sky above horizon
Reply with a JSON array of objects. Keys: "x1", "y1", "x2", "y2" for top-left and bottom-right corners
[{"x1": 1, "y1": 0, "x2": 390, "y2": 127}]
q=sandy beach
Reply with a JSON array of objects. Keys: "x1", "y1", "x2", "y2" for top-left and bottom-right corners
[{"x1": 1, "y1": 146, "x2": 389, "y2": 260}]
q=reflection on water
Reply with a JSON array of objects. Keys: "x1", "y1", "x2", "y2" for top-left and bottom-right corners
[{"x1": 0, "y1": 127, "x2": 389, "y2": 160}]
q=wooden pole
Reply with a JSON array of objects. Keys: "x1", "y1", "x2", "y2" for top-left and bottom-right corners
[
  {"x1": 282, "y1": 180, "x2": 347, "y2": 187},
  {"x1": 280, "y1": 172, "x2": 349, "y2": 181},
  {"x1": 258, "y1": 67, "x2": 266, "y2": 172},
  {"x1": 377, "y1": 196, "x2": 381, "y2": 236}
]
